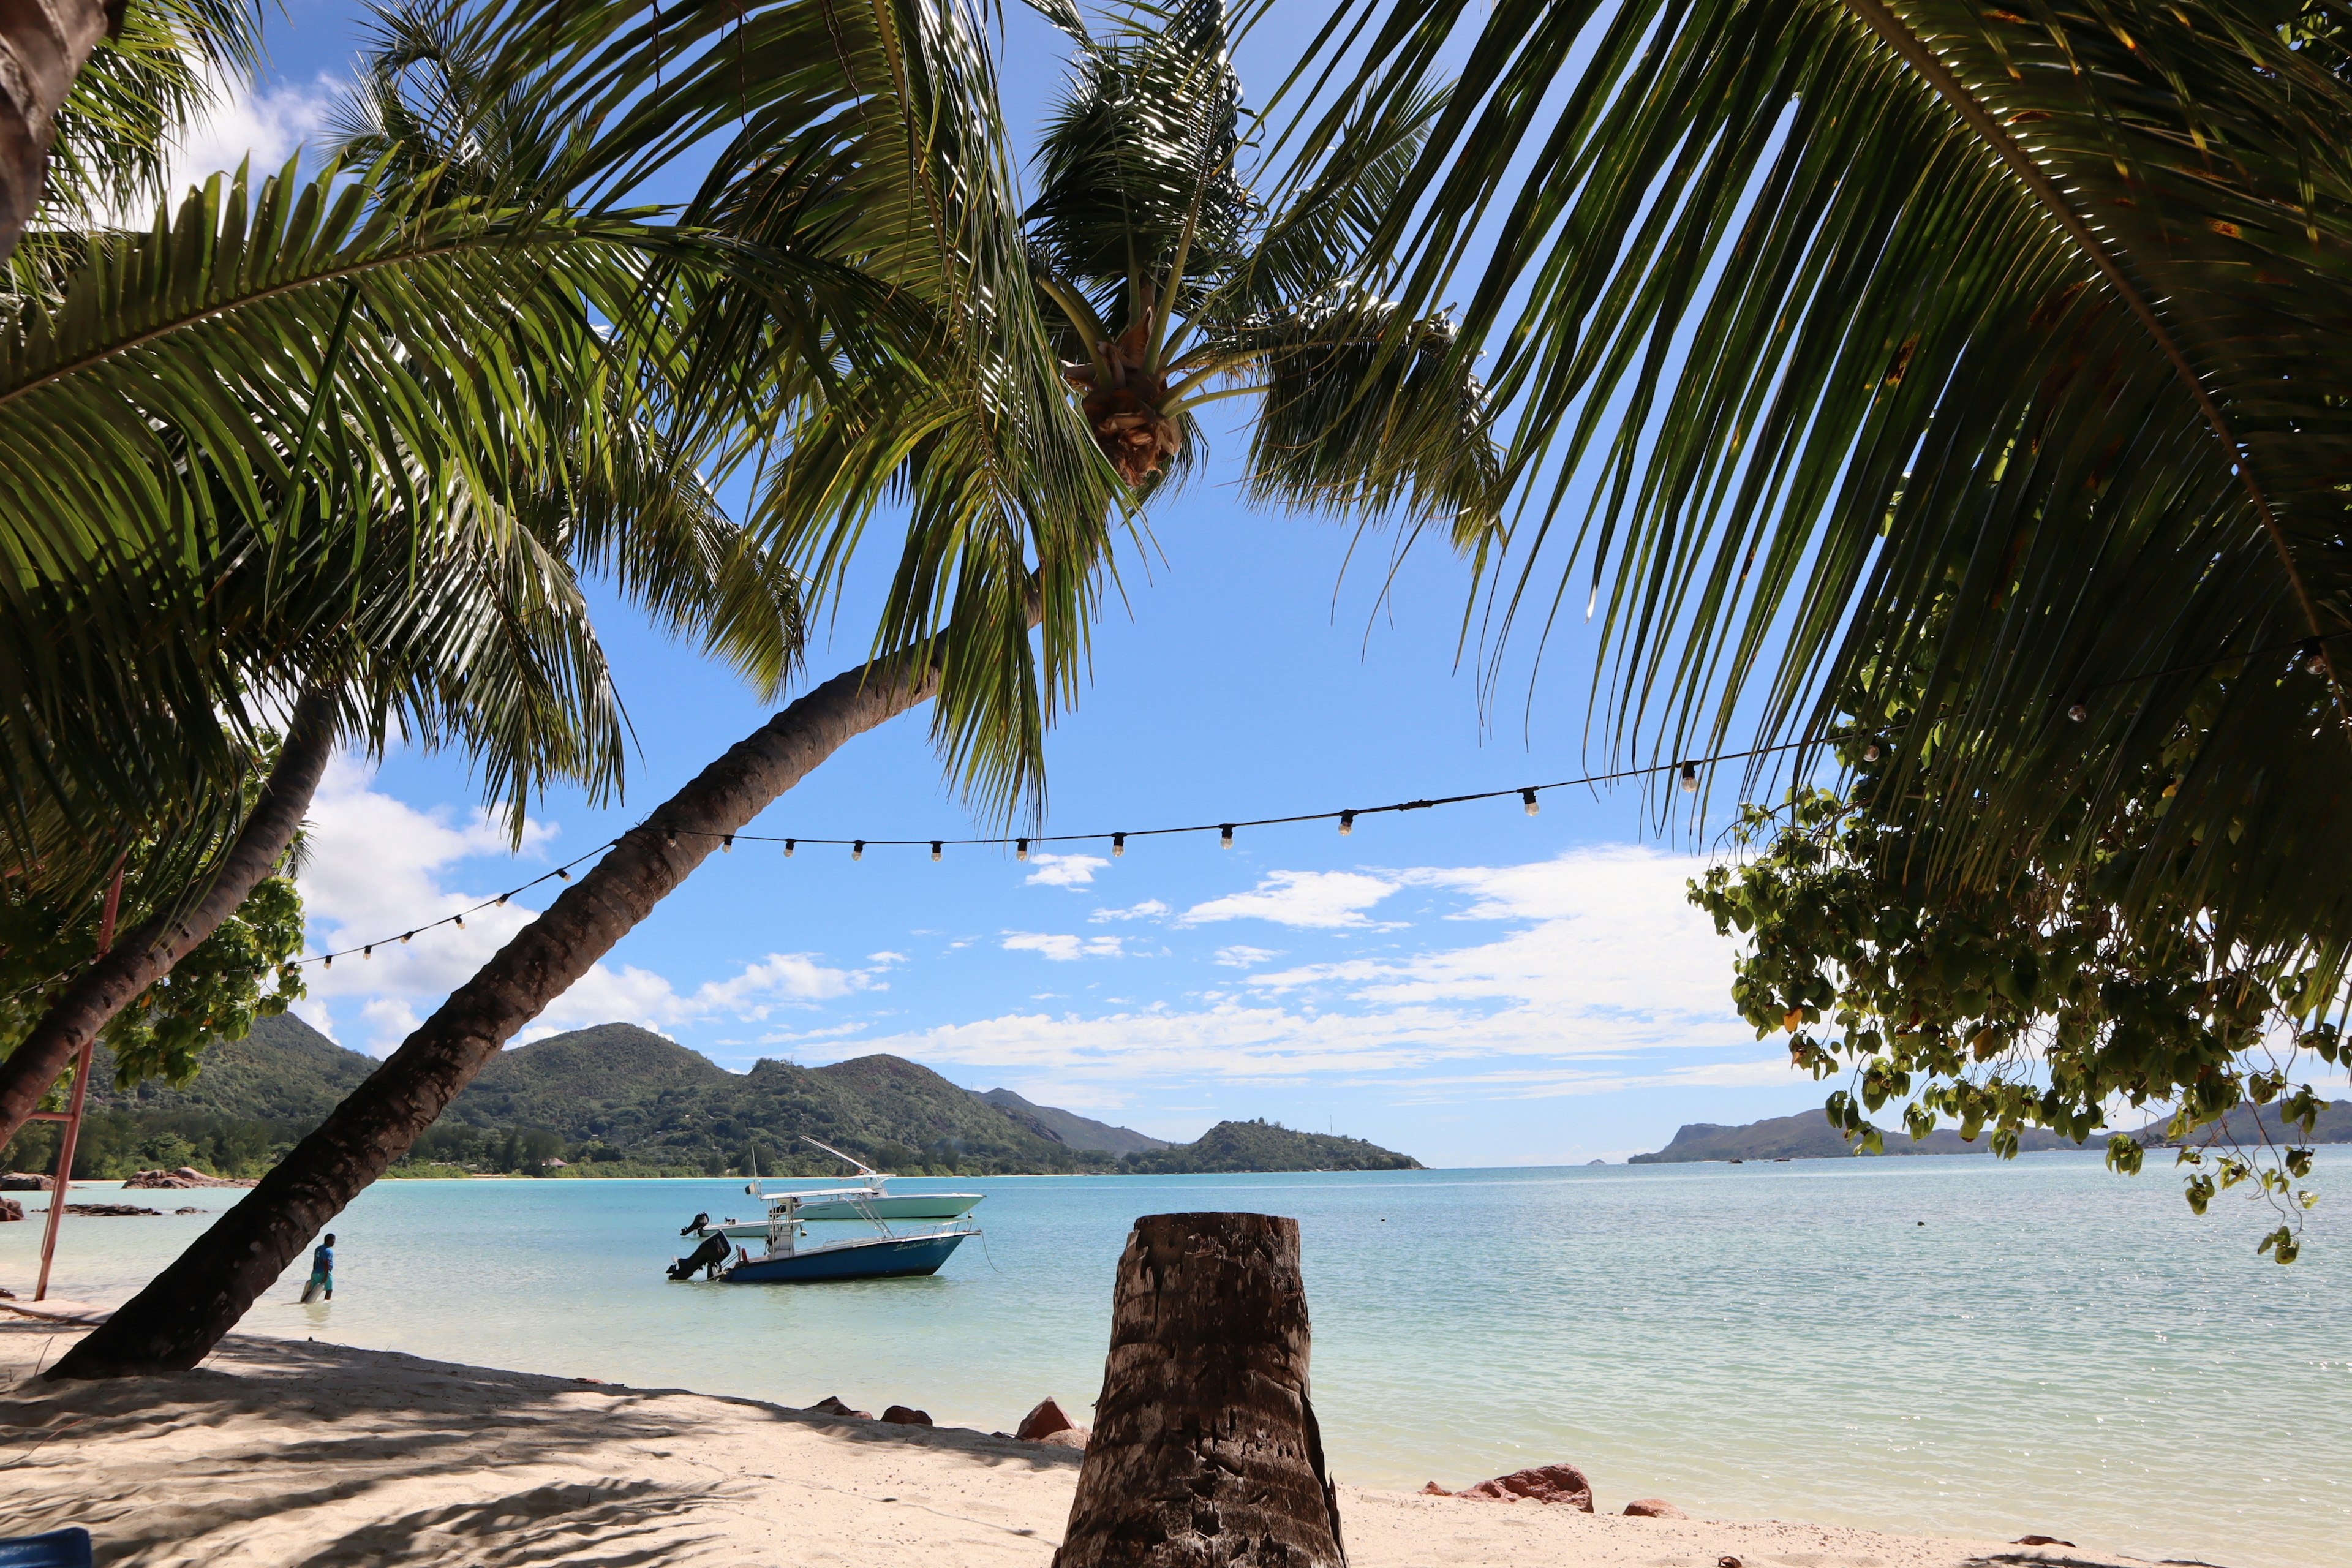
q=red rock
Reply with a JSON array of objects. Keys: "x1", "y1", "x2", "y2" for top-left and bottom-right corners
[
  {"x1": 1623, "y1": 1499, "x2": 1686, "y2": 1518},
  {"x1": 2013, "y1": 1537, "x2": 2075, "y2": 1548},
  {"x1": 1452, "y1": 1462, "x2": 1594, "y2": 1510},
  {"x1": 0, "y1": 1173, "x2": 51, "y2": 1191},
  {"x1": 0, "y1": 1197, "x2": 21, "y2": 1223},
  {"x1": 1016, "y1": 1396, "x2": 1079, "y2": 1441},
  {"x1": 1718, "y1": 1556, "x2": 1743, "y2": 1567},
  {"x1": 1420, "y1": 1483, "x2": 1451, "y2": 1497},
  {"x1": 881, "y1": 1406, "x2": 933, "y2": 1426},
  {"x1": 1035, "y1": 1428, "x2": 1088, "y2": 1449},
  {"x1": 807, "y1": 1395, "x2": 873, "y2": 1420}
]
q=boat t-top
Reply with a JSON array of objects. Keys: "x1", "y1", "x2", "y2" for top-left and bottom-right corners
[{"x1": 706, "y1": 1138, "x2": 982, "y2": 1238}]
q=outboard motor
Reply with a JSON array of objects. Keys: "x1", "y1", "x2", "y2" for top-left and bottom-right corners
[
  {"x1": 680, "y1": 1211, "x2": 710, "y2": 1237},
  {"x1": 668, "y1": 1232, "x2": 733, "y2": 1280}
]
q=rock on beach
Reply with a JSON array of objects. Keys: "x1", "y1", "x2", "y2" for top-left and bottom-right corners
[
  {"x1": 123, "y1": 1166, "x2": 257, "y2": 1189},
  {"x1": 806, "y1": 1395, "x2": 873, "y2": 1420},
  {"x1": 881, "y1": 1406, "x2": 933, "y2": 1426},
  {"x1": 1625, "y1": 1498, "x2": 1687, "y2": 1518},
  {"x1": 1427, "y1": 1461, "x2": 1596, "y2": 1510}
]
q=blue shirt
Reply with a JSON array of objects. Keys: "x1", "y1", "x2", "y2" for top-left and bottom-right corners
[{"x1": 312, "y1": 1245, "x2": 333, "y2": 1275}]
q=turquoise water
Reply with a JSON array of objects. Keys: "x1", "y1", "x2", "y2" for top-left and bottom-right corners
[{"x1": 7, "y1": 1155, "x2": 2345, "y2": 1568}]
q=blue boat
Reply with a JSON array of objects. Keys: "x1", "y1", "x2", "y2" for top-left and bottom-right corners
[
  {"x1": 667, "y1": 1183, "x2": 978, "y2": 1286},
  {"x1": 722, "y1": 1229, "x2": 970, "y2": 1283}
]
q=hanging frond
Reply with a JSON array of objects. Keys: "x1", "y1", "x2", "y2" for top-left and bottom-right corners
[{"x1": 1288, "y1": 0, "x2": 2352, "y2": 959}]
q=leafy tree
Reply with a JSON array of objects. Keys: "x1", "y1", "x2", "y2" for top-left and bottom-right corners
[
  {"x1": 1692, "y1": 718, "x2": 2340, "y2": 1263},
  {"x1": 55, "y1": 0, "x2": 1498, "y2": 1377},
  {"x1": 1286, "y1": 0, "x2": 2352, "y2": 965}
]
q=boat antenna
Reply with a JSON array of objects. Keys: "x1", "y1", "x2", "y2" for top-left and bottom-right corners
[{"x1": 801, "y1": 1136, "x2": 882, "y2": 1178}]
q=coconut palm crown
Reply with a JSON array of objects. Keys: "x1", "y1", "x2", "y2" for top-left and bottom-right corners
[{"x1": 1022, "y1": 0, "x2": 1499, "y2": 538}]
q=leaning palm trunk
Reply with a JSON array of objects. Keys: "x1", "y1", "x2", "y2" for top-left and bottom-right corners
[
  {"x1": 0, "y1": 684, "x2": 339, "y2": 1153},
  {"x1": 49, "y1": 643, "x2": 944, "y2": 1378},
  {"x1": 0, "y1": 0, "x2": 115, "y2": 258}
]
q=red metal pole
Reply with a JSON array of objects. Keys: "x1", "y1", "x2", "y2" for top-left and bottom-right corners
[{"x1": 34, "y1": 862, "x2": 123, "y2": 1303}]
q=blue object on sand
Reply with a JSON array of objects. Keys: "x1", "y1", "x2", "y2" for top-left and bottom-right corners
[{"x1": 0, "y1": 1527, "x2": 92, "y2": 1567}]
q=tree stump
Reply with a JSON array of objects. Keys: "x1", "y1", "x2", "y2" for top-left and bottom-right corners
[{"x1": 1054, "y1": 1212, "x2": 1344, "y2": 1568}]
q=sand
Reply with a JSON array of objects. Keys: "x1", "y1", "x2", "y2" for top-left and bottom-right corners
[{"x1": 0, "y1": 1317, "x2": 2140, "y2": 1567}]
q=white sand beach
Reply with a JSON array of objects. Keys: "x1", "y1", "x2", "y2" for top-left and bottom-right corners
[{"x1": 0, "y1": 1316, "x2": 2144, "y2": 1567}]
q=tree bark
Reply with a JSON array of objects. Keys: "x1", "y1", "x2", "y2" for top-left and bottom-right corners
[
  {"x1": 0, "y1": 683, "x2": 341, "y2": 1153},
  {"x1": 1054, "y1": 1212, "x2": 1345, "y2": 1568},
  {"x1": 49, "y1": 644, "x2": 944, "y2": 1378},
  {"x1": 0, "y1": 0, "x2": 118, "y2": 261}
]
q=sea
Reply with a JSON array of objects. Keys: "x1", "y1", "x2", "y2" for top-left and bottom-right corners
[{"x1": 6, "y1": 1153, "x2": 2345, "y2": 1568}]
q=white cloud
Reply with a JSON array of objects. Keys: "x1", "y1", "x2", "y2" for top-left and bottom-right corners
[
  {"x1": 162, "y1": 71, "x2": 347, "y2": 205},
  {"x1": 855, "y1": 847, "x2": 1754, "y2": 1095},
  {"x1": 1025, "y1": 853, "x2": 1109, "y2": 888},
  {"x1": 1091, "y1": 899, "x2": 1169, "y2": 922},
  {"x1": 1215, "y1": 945, "x2": 1284, "y2": 968},
  {"x1": 1182, "y1": 870, "x2": 1397, "y2": 929},
  {"x1": 298, "y1": 756, "x2": 878, "y2": 1052},
  {"x1": 1001, "y1": 932, "x2": 1127, "y2": 962}
]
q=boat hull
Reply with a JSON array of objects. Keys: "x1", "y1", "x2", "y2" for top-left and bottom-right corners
[
  {"x1": 717, "y1": 1193, "x2": 979, "y2": 1232},
  {"x1": 723, "y1": 1231, "x2": 970, "y2": 1284}
]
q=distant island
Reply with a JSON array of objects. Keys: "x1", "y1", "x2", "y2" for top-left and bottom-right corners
[
  {"x1": 1631, "y1": 1101, "x2": 2352, "y2": 1163},
  {"x1": 9, "y1": 1016, "x2": 1421, "y2": 1180}
]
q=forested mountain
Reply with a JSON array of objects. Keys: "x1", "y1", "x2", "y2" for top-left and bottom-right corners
[
  {"x1": 979, "y1": 1087, "x2": 1169, "y2": 1156},
  {"x1": 1630, "y1": 1104, "x2": 2352, "y2": 1164},
  {"x1": 1120, "y1": 1120, "x2": 1421, "y2": 1174},
  {"x1": 6, "y1": 1018, "x2": 1417, "y2": 1178},
  {"x1": 85, "y1": 1013, "x2": 378, "y2": 1122}
]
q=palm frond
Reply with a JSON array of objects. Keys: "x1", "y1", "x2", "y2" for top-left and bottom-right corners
[{"x1": 1292, "y1": 0, "x2": 2352, "y2": 957}]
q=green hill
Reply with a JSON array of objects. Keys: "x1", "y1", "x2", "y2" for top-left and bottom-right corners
[
  {"x1": 1632, "y1": 1110, "x2": 2116, "y2": 1163},
  {"x1": 449, "y1": 1023, "x2": 734, "y2": 1129},
  {"x1": 85, "y1": 1012, "x2": 378, "y2": 1123},
  {"x1": 979, "y1": 1087, "x2": 1169, "y2": 1156},
  {"x1": 1118, "y1": 1119, "x2": 1421, "y2": 1174},
  {"x1": 14, "y1": 1014, "x2": 1422, "y2": 1180}
]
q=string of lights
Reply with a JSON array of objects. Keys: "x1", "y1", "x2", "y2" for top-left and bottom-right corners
[{"x1": 296, "y1": 733, "x2": 1844, "y2": 970}]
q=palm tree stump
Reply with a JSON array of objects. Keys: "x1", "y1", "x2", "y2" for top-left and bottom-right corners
[{"x1": 1054, "y1": 1212, "x2": 1344, "y2": 1568}]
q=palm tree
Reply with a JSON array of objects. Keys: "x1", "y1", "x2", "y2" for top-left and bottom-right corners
[
  {"x1": 1281, "y1": 0, "x2": 2352, "y2": 966},
  {"x1": 50, "y1": 0, "x2": 1501, "y2": 1378},
  {"x1": 0, "y1": 14, "x2": 809, "y2": 1147}
]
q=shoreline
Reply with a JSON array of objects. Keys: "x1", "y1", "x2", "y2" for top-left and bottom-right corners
[{"x1": 0, "y1": 1322, "x2": 2148, "y2": 1567}]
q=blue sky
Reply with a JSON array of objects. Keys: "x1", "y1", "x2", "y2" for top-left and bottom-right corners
[{"x1": 211, "y1": 0, "x2": 1849, "y2": 1164}]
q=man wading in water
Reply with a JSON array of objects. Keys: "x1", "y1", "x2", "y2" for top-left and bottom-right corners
[{"x1": 302, "y1": 1234, "x2": 336, "y2": 1303}]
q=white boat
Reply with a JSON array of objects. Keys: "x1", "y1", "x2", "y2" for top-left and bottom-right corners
[
  {"x1": 670, "y1": 1186, "x2": 976, "y2": 1285},
  {"x1": 711, "y1": 1138, "x2": 983, "y2": 1237}
]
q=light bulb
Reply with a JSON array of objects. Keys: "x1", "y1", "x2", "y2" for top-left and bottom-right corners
[
  {"x1": 496, "y1": 894, "x2": 508, "y2": 907},
  {"x1": 401, "y1": 932, "x2": 413, "y2": 944},
  {"x1": 2067, "y1": 703, "x2": 2087, "y2": 723},
  {"x1": 1114, "y1": 833, "x2": 1128, "y2": 857},
  {"x1": 1679, "y1": 763, "x2": 1698, "y2": 793},
  {"x1": 784, "y1": 839, "x2": 796, "y2": 857},
  {"x1": 363, "y1": 946, "x2": 372, "y2": 959},
  {"x1": 453, "y1": 916, "x2": 464, "y2": 930},
  {"x1": 1016, "y1": 838, "x2": 1029, "y2": 861},
  {"x1": 664, "y1": 829, "x2": 676, "y2": 846},
  {"x1": 1864, "y1": 744, "x2": 1880, "y2": 763},
  {"x1": 1219, "y1": 823, "x2": 1235, "y2": 848},
  {"x1": 722, "y1": 834, "x2": 734, "y2": 853},
  {"x1": 556, "y1": 868, "x2": 570, "y2": 881},
  {"x1": 1521, "y1": 788, "x2": 1539, "y2": 817},
  {"x1": 322, "y1": 954, "x2": 331, "y2": 970},
  {"x1": 931, "y1": 841, "x2": 943, "y2": 862},
  {"x1": 852, "y1": 840, "x2": 865, "y2": 861},
  {"x1": 1338, "y1": 811, "x2": 1355, "y2": 836}
]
